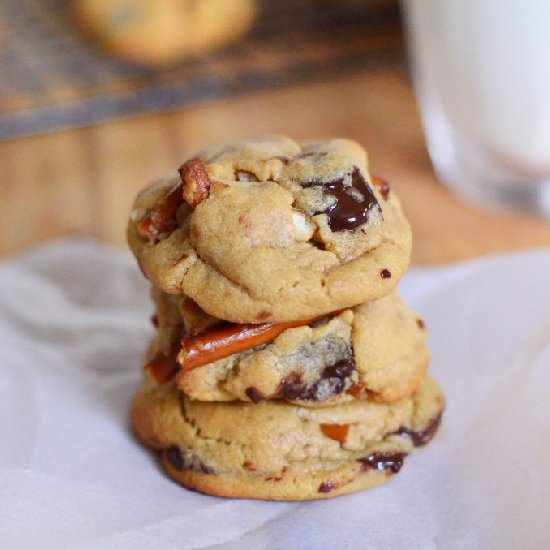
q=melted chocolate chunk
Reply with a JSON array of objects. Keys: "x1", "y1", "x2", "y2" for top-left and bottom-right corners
[
  {"x1": 280, "y1": 372, "x2": 306, "y2": 400},
  {"x1": 318, "y1": 481, "x2": 335, "y2": 493},
  {"x1": 165, "y1": 446, "x2": 184, "y2": 470},
  {"x1": 380, "y1": 269, "x2": 392, "y2": 279},
  {"x1": 164, "y1": 446, "x2": 212, "y2": 473},
  {"x1": 245, "y1": 387, "x2": 265, "y2": 404},
  {"x1": 359, "y1": 452, "x2": 407, "y2": 474},
  {"x1": 303, "y1": 167, "x2": 381, "y2": 231},
  {"x1": 394, "y1": 412, "x2": 442, "y2": 447},
  {"x1": 280, "y1": 356, "x2": 355, "y2": 401},
  {"x1": 322, "y1": 357, "x2": 356, "y2": 381}
]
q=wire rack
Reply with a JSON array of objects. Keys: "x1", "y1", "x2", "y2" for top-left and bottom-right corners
[{"x1": 0, "y1": 0, "x2": 404, "y2": 139}]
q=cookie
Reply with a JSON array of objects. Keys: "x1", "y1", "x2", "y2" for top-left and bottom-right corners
[
  {"x1": 131, "y1": 377, "x2": 444, "y2": 500},
  {"x1": 74, "y1": 0, "x2": 257, "y2": 65},
  {"x1": 148, "y1": 290, "x2": 429, "y2": 405},
  {"x1": 128, "y1": 136, "x2": 412, "y2": 323}
]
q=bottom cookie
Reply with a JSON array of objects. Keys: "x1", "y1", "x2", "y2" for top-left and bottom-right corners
[{"x1": 131, "y1": 378, "x2": 444, "y2": 501}]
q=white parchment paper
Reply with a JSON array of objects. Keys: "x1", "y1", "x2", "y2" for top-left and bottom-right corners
[{"x1": 1, "y1": 239, "x2": 549, "y2": 550}]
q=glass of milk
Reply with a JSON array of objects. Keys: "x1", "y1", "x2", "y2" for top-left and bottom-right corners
[{"x1": 403, "y1": 0, "x2": 550, "y2": 216}]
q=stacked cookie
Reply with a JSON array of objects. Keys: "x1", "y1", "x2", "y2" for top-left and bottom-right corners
[{"x1": 128, "y1": 136, "x2": 444, "y2": 501}]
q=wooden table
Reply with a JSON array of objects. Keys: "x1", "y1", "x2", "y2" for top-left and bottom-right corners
[{"x1": 1, "y1": 71, "x2": 550, "y2": 262}]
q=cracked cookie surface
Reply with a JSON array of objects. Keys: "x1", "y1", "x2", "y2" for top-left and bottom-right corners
[
  {"x1": 128, "y1": 136, "x2": 412, "y2": 323},
  {"x1": 149, "y1": 290, "x2": 429, "y2": 405},
  {"x1": 131, "y1": 377, "x2": 444, "y2": 500}
]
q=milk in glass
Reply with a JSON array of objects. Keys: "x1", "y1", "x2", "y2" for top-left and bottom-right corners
[{"x1": 404, "y1": 0, "x2": 550, "y2": 214}]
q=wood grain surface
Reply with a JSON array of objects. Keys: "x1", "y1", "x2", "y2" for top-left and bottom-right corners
[{"x1": 1, "y1": 71, "x2": 549, "y2": 262}]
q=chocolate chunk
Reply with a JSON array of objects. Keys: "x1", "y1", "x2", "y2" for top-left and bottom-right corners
[
  {"x1": 150, "y1": 314, "x2": 159, "y2": 328},
  {"x1": 279, "y1": 372, "x2": 306, "y2": 400},
  {"x1": 359, "y1": 452, "x2": 407, "y2": 474},
  {"x1": 394, "y1": 411, "x2": 442, "y2": 447},
  {"x1": 164, "y1": 446, "x2": 213, "y2": 474},
  {"x1": 165, "y1": 446, "x2": 184, "y2": 470},
  {"x1": 310, "y1": 240, "x2": 327, "y2": 251},
  {"x1": 380, "y1": 269, "x2": 391, "y2": 279},
  {"x1": 416, "y1": 318, "x2": 426, "y2": 330},
  {"x1": 302, "y1": 167, "x2": 381, "y2": 231},
  {"x1": 279, "y1": 355, "x2": 355, "y2": 401},
  {"x1": 245, "y1": 387, "x2": 265, "y2": 404},
  {"x1": 318, "y1": 481, "x2": 335, "y2": 493},
  {"x1": 322, "y1": 357, "x2": 355, "y2": 380}
]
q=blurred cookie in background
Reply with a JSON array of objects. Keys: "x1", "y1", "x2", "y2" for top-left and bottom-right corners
[{"x1": 73, "y1": 0, "x2": 258, "y2": 66}]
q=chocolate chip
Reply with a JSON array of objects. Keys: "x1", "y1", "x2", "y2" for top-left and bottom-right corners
[
  {"x1": 322, "y1": 357, "x2": 355, "y2": 380},
  {"x1": 416, "y1": 318, "x2": 426, "y2": 330},
  {"x1": 359, "y1": 452, "x2": 407, "y2": 474},
  {"x1": 310, "y1": 239, "x2": 327, "y2": 251},
  {"x1": 279, "y1": 372, "x2": 306, "y2": 400},
  {"x1": 279, "y1": 355, "x2": 355, "y2": 401},
  {"x1": 302, "y1": 167, "x2": 381, "y2": 231},
  {"x1": 245, "y1": 387, "x2": 265, "y2": 403},
  {"x1": 165, "y1": 446, "x2": 213, "y2": 473},
  {"x1": 150, "y1": 314, "x2": 159, "y2": 328},
  {"x1": 165, "y1": 446, "x2": 184, "y2": 470},
  {"x1": 380, "y1": 269, "x2": 391, "y2": 279},
  {"x1": 393, "y1": 411, "x2": 442, "y2": 447},
  {"x1": 318, "y1": 481, "x2": 335, "y2": 493}
]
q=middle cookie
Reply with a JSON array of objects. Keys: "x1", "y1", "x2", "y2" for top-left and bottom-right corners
[{"x1": 147, "y1": 291, "x2": 429, "y2": 407}]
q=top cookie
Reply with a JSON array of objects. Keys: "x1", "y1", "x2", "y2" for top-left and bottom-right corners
[{"x1": 128, "y1": 136, "x2": 412, "y2": 323}]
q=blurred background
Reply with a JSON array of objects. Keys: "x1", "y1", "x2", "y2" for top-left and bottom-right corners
[{"x1": 1, "y1": 0, "x2": 549, "y2": 259}]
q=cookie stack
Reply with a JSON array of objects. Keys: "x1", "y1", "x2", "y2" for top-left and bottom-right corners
[{"x1": 128, "y1": 136, "x2": 444, "y2": 501}]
